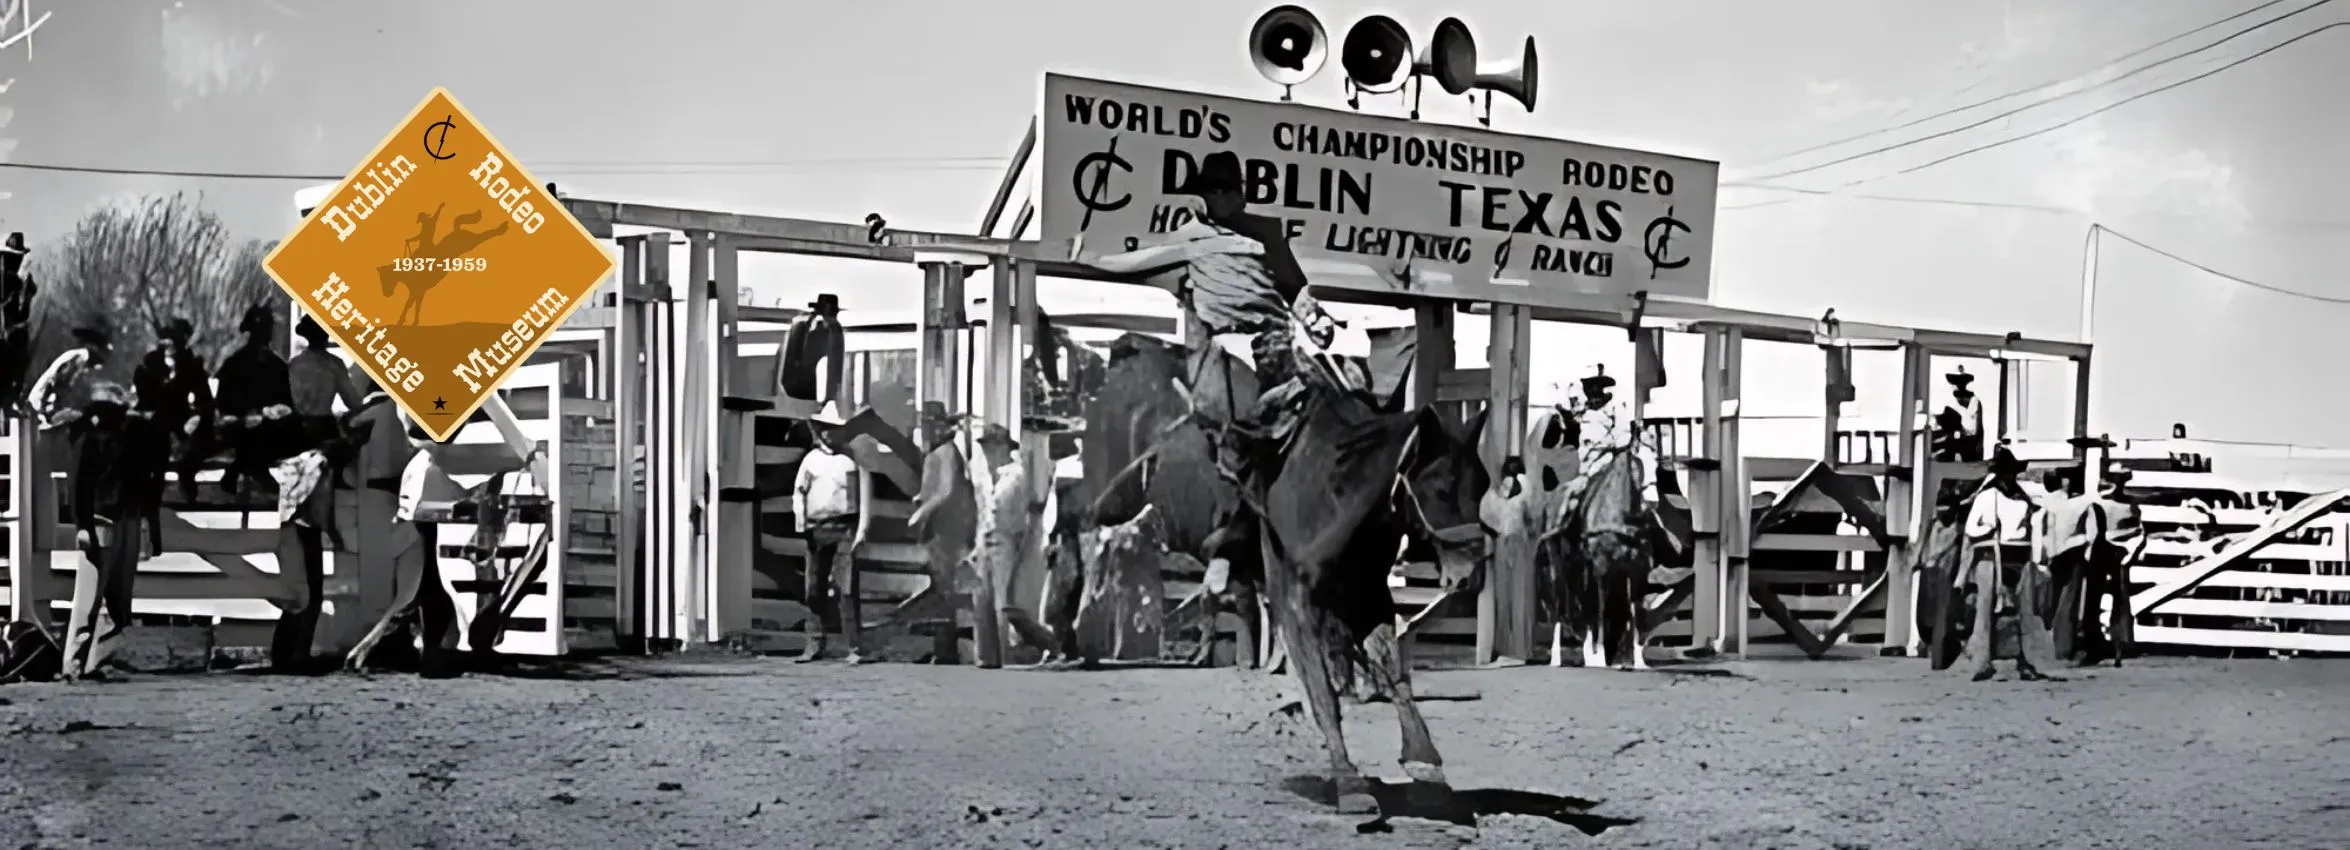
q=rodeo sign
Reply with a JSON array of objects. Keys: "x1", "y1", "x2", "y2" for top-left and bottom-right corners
[{"x1": 1039, "y1": 73, "x2": 1720, "y2": 302}]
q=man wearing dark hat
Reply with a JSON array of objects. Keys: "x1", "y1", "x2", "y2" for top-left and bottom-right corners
[
  {"x1": 895, "y1": 402, "x2": 976, "y2": 664},
  {"x1": 1073, "y1": 149, "x2": 1309, "y2": 461},
  {"x1": 213, "y1": 304, "x2": 296, "y2": 495},
  {"x1": 57, "y1": 379, "x2": 164, "y2": 680},
  {"x1": 1955, "y1": 444, "x2": 2051, "y2": 681},
  {"x1": 1939, "y1": 365, "x2": 1987, "y2": 462},
  {"x1": 2045, "y1": 437, "x2": 2138, "y2": 666},
  {"x1": 774, "y1": 293, "x2": 846, "y2": 404},
  {"x1": 1558, "y1": 365, "x2": 1658, "y2": 506},
  {"x1": 132, "y1": 316, "x2": 216, "y2": 551}
]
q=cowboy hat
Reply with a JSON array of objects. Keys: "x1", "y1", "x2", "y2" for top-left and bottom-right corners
[
  {"x1": 155, "y1": 317, "x2": 195, "y2": 343},
  {"x1": 1944, "y1": 365, "x2": 1975, "y2": 386},
  {"x1": 807, "y1": 400, "x2": 847, "y2": 426},
  {"x1": 239, "y1": 303, "x2": 277, "y2": 336},
  {"x1": 295, "y1": 314, "x2": 332, "y2": 346},
  {"x1": 1175, "y1": 151, "x2": 1245, "y2": 197},
  {"x1": 917, "y1": 401, "x2": 963, "y2": 428},
  {"x1": 1986, "y1": 445, "x2": 2028, "y2": 478},
  {"x1": 808, "y1": 293, "x2": 843, "y2": 316},
  {"x1": 0, "y1": 233, "x2": 26, "y2": 255},
  {"x1": 976, "y1": 422, "x2": 1018, "y2": 448}
]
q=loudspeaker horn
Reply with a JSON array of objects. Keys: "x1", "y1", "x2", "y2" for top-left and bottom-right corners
[
  {"x1": 1339, "y1": 15, "x2": 1413, "y2": 94},
  {"x1": 1471, "y1": 35, "x2": 1539, "y2": 112},
  {"x1": 1421, "y1": 17, "x2": 1476, "y2": 96},
  {"x1": 1249, "y1": 6, "x2": 1329, "y2": 90}
]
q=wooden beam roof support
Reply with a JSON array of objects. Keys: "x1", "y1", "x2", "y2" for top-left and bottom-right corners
[
  {"x1": 610, "y1": 236, "x2": 644, "y2": 645},
  {"x1": 976, "y1": 118, "x2": 1037, "y2": 239},
  {"x1": 682, "y1": 232, "x2": 717, "y2": 644},
  {"x1": 641, "y1": 231, "x2": 683, "y2": 648},
  {"x1": 712, "y1": 236, "x2": 755, "y2": 641},
  {"x1": 1719, "y1": 327, "x2": 1749, "y2": 658},
  {"x1": 968, "y1": 256, "x2": 1020, "y2": 669},
  {"x1": 1884, "y1": 342, "x2": 1930, "y2": 656},
  {"x1": 1686, "y1": 326, "x2": 1729, "y2": 654},
  {"x1": 1478, "y1": 303, "x2": 1535, "y2": 666}
]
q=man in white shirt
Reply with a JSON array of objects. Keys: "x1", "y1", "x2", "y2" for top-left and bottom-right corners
[
  {"x1": 792, "y1": 403, "x2": 868, "y2": 663},
  {"x1": 28, "y1": 323, "x2": 111, "y2": 429},
  {"x1": 1960, "y1": 446, "x2": 2049, "y2": 681},
  {"x1": 970, "y1": 423, "x2": 1056, "y2": 663},
  {"x1": 1938, "y1": 366, "x2": 1987, "y2": 462},
  {"x1": 1559, "y1": 366, "x2": 1658, "y2": 507}
]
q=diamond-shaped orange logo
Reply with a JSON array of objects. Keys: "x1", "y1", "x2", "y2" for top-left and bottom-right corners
[{"x1": 262, "y1": 87, "x2": 614, "y2": 442}]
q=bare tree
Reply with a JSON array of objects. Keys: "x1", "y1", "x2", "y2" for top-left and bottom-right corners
[{"x1": 21, "y1": 192, "x2": 289, "y2": 390}]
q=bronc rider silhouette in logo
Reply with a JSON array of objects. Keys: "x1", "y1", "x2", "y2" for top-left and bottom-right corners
[{"x1": 379, "y1": 202, "x2": 509, "y2": 326}]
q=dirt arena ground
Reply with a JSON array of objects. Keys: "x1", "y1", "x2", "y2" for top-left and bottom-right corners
[{"x1": 0, "y1": 654, "x2": 2343, "y2": 850}]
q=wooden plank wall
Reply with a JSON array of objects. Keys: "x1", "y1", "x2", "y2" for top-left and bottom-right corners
[
  {"x1": 1641, "y1": 417, "x2": 1890, "y2": 652},
  {"x1": 0, "y1": 358, "x2": 616, "y2": 659}
]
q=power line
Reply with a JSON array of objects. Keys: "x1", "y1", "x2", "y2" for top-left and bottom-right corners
[
  {"x1": 1719, "y1": 182, "x2": 2081, "y2": 213},
  {"x1": 1849, "y1": 21, "x2": 2348, "y2": 184},
  {"x1": 0, "y1": 157, "x2": 1012, "y2": 181},
  {"x1": 1741, "y1": 0, "x2": 2337, "y2": 183},
  {"x1": 1746, "y1": 0, "x2": 2291, "y2": 167},
  {"x1": 2096, "y1": 224, "x2": 2350, "y2": 305}
]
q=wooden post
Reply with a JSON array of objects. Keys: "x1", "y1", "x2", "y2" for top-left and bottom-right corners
[
  {"x1": 1719, "y1": 327, "x2": 1750, "y2": 658},
  {"x1": 8, "y1": 421, "x2": 49, "y2": 630},
  {"x1": 612, "y1": 237, "x2": 643, "y2": 646},
  {"x1": 712, "y1": 236, "x2": 753, "y2": 640},
  {"x1": 2070, "y1": 352, "x2": 2095, "y2": 459},
  {"x1": 972, "y1": 257, "x2": 1020, "y2": 669},
  {"x1": 1477, "y1": 303, "x2": 1534, "y2": 665},
  {"x1": 1821, "y1": 345, "x2": 1844, "y2": 466},
  {"x1": 681, "y1": 233, "x2": 715, "y2": 644},
  {"x1": 1013, "y1": 259, "x2": 1051, "y2": 657},
  {"x1": 1689, "y1": 327, "x2": 1727, "y2": 652},
  {"x1": 1993, "y1": 356, "x2": 2013, "y2": 444},
  {"x1": 915, "y1": 261, "x2": 966, "y2": 662},
  {"x1": 640, "y1": 232, "x2": 677, "y2": 647},
  {"x1": 1883, "y1": 342, "x2": 1928, "y2": 655}
]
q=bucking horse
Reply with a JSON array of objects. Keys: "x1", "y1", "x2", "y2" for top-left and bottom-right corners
[
  {"x1": 1235, "y1": 374, "x2": 1491, "y2": 813},
  {"x1": 1091, "y1": 328, "x2": 1494, "y2": 813}
]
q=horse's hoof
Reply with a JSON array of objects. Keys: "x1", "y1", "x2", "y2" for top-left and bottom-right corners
[
  {"x1": 1334, "y1": 776, "x2": 1380, "y2": 815},
  {"x1": 1400, "y1": 760, "x2": 1448, "y2": 786}
]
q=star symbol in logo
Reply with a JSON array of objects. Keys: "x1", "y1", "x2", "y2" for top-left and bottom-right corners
[{"x1": 432, "y1": 396, "x2": 447, "y2": 411}]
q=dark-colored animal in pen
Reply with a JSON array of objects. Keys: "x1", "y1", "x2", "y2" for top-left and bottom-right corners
[
  {"x1": 1243, "y1": 382, "x2": 1492, "y2": 814},
  {"x1": 1084, "y1": 333, "x2": 1271, "y2": 667}
]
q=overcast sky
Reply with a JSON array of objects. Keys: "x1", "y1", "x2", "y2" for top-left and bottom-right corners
[{"x1": 6, "y1": 0, "x2": 2346, "y2": 451}]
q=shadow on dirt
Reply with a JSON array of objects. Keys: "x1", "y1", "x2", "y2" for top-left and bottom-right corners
[
  {"x1": 1280, "y1": 775, "x2": 1642, "y2": 836},
  {"x1": 471, "y1": 657, "x2": 769, "y2": 682}
]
